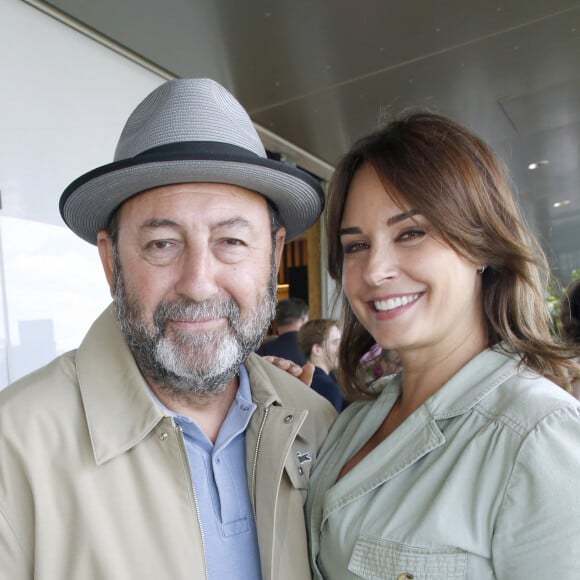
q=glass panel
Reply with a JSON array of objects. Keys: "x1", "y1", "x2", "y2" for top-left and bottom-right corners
[
  {"x1": 0, "y1": 216, "x2": 110, "y2": 386},
  {"x1": 0, "y1": 0, "x2": 164, "y2": 389}
]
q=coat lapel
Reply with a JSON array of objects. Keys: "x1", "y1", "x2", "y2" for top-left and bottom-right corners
[
  {"x1": 322, "y1": 404, "x2": 446, "y2": 520},
  {"x1": 76, "y1": 305, "x2": 164, "y2": 465}
]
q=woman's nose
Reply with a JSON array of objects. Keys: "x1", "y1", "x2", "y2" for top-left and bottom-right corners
[{"x1": 362, "y1": 247, "x2": 398, "y2": 287}]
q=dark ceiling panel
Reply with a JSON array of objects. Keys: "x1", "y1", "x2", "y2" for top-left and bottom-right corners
[{"x1": 41, "y1": 0, "x2": 580, "y2": 280}]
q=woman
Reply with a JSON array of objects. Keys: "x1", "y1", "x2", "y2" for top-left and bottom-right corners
[{"x1": 306, "y1": 112, "x2": 580, "y2": 579}]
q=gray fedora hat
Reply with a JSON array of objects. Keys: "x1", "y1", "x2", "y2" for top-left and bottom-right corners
[{"x1": 59, "y1": 78, "x2": 324, "y2": 244}]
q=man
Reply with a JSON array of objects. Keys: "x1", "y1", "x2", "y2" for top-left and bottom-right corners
[
  {"x1": 298, "y1": 319, "x2": 347, "y2": 412},
  {"x1": 257, "y1": 297, "x2": 309, "y2": 365},
  {"x1": 0, "y1": 79, "x2": 336, "y2": 580}
]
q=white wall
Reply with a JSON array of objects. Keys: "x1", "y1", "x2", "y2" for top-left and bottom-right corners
[{"x1": 0, "y1": 0, "x2": 165, "y2": 386}]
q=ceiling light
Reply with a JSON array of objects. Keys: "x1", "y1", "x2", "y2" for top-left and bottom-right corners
[
  {"x1": 553, "y1": 200, "x2": 571, "y2": 208},
  {"x1": 528, "y1": 160, "x2": 549, "y2": 170}
]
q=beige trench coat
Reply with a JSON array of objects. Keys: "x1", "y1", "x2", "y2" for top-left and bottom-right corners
[{"x1": 0, "y1": 306, "x2": 336, "y2": 580}]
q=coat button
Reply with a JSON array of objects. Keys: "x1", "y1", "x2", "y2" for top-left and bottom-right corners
[
  {"x1": 159, "y1": 432, "x2": 168, "y2": 441},
  {"x1": 284, "y1": 414, "x2": 294, "y2": 423},
  {"x1": 397, "y1": 574, "x2": 414, "y2": 580}
]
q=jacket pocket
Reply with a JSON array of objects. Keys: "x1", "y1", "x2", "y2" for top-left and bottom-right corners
[{"x1": 349, "y1": 535, "x2": 467, "y2": 579}]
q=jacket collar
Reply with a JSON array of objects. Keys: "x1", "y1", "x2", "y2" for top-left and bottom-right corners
[
  {"x1": 370, "y1": 346, "x2": 521, "y2": 421},
  {"x1": 244, "y1": 352, "x2": 285, "y2": 407},
  {"x1": 421, "y1": 346, "x2": 520, "y2": 419},
  {"x1": 75, "y1": 307, "x2": 292, "y2": 465},
  {"x1": 76, "y1": 305, "x2": 165, "y2": 465},
  {"x1": 320, "y1": 347, "x2": 521, "y2": 516}
]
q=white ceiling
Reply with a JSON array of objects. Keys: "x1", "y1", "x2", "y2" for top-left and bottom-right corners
[{"x1": 38, "y1": 0, "x2": 580, "y2": 278}]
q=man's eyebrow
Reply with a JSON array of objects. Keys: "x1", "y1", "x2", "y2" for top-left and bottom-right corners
[
  {"x1": 339, "y1": 209, "x2": 419, "y2": 236},
  {"x1": 213, "y1": 216, "x2": 252, "y2": 230},
  {"x1": 141, "y1": 218, "x2": 180, "y2": 229},
  {"x1": 140, "y1": 216, "x2": 252, "y2": 230}
]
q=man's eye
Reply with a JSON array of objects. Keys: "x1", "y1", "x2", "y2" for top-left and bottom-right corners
[
  {"x1": 144, "y1": 239, "x2": 178, "y2": 257},
  {"x1": 223, "y1": 238, "x2": 245, "y2": 246},
  {"x1": 148, "y1": 240, "x2": 173, "y2": 250}
]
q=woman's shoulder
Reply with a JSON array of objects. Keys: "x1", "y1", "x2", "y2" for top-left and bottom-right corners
[{"x1": 478, "y1": 367, "x2": 580, "y2": 436}]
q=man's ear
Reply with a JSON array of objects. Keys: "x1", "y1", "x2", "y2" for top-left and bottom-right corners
[
  {"x1": 273, "y1": 227, "x2": 286, "y2": 270},
  {"x1": 97, "y1": 230, "x2": 115, "y2": 297}
]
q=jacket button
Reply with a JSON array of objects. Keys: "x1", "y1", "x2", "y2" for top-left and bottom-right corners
[
  {"x1": 397, "y1": 574, "x2": 414, "y2": 580},
  {"x1": 159, "y1": 432, "x2": 168, "y2": 441},
  {"x1": 284, "y1": 414, "x2": 294, "y2": 423}
]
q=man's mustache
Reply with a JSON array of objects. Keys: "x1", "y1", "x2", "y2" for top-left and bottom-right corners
[{"x1": 154, "y1": 297, "x2": 241, "y2": 331}]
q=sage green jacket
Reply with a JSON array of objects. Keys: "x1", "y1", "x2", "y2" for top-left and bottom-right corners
[
  {"x1": 307, "y1": 348, "x2": 580, "y2": 579},
  {"x1": 0, "y1": 305, "x2": 336, "y2": 580}
]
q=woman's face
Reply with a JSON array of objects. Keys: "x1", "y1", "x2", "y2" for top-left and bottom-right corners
[{"x1": 339, "y1": 163, "x2": 486, "y2": 359}]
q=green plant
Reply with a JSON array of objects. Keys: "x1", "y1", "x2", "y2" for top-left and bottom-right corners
[{"x1": 548, "y1": 269, "x2": 580, "y2": 336}]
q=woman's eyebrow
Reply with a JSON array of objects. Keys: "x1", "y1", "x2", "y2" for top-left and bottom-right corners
[
  {"x1": 339, "y1": 226, "x2": 362, "y2": 236},
  {"x1": 340, "y1": 209, "x2": 419, "y2": 236},
  {"x1": 386, "y1": 209, "x2": 418, "y2": 226}
]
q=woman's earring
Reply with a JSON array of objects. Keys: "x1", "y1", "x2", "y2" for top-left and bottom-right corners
[{"x1": 477, "y1": 265, "x2": 486, "y2": 274}]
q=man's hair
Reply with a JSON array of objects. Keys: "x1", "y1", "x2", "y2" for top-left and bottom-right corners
[
  {"x1": 275, "y1": 297, "x2": 309, "y2": 327},
  {"x1": 298, "y1": 318, "x2": 339, "y2": 360}
]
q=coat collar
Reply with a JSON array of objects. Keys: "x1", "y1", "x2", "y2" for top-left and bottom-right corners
[
  {"x1": 76, "y1": 305, "x2": 166, "y2": 465},
  {"x1": 75, "y1": 306, "x2": 295, "y2": 466},
  {"x1": 319, "y1": 347, "x2": 521, "y2": 518},
  {"x1": 244, "y1": 352, "x2": 286, "y2": 407},
  {"x1": 366, "y1": 346, "x2": 520, "y2": 422},
  {"x1": 422, "y1": 346, "x2": 520, "y2": 419}
]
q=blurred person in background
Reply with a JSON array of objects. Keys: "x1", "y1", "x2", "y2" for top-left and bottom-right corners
[
  {"x1": 258, "y1": 297, "x2": 309, "y2": 365},
  {"x1": 298, "y1": 319, "x2": 347, "y2": 412},
  {"x1": 559, "y1": 278, "x2": 580, "y2": 398}
]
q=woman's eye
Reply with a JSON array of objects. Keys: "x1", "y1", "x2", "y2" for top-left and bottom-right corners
[
  {"x1": 398, "y1": 229, "x2": 425, "y2": 241},
  {"x1": 343, "y1": 241, "x2": 368, "y2": 254}
]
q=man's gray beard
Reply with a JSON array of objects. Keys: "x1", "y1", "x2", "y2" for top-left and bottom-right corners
[{"x1": 112, "y1": 257, "x2": 277, "y2": 399}]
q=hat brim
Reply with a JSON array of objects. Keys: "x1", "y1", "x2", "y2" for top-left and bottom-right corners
[{"x1": 60, "y1": 146, "x2": 325, "y2": 244}]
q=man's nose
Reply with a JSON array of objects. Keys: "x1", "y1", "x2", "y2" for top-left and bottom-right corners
[{"x1": 174, "y1": 246, "x2": 220, "y2": 302}]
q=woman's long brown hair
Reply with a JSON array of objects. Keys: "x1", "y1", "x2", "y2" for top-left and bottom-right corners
[{"x1": 326, "y1": 111, "x2": 580, "y2": 399}]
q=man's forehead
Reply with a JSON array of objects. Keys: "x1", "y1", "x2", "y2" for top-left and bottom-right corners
[
  {"x1": 137, "y1": 181, "x2": 266, "y2": 201},
  {"x1": 119, "y1": 182, "x2": 270, "y2": 218}
]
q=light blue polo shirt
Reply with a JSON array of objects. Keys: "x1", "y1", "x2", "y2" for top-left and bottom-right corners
[{"x1": 150, "y1": 365, "x2": 261, "y2": 579}]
